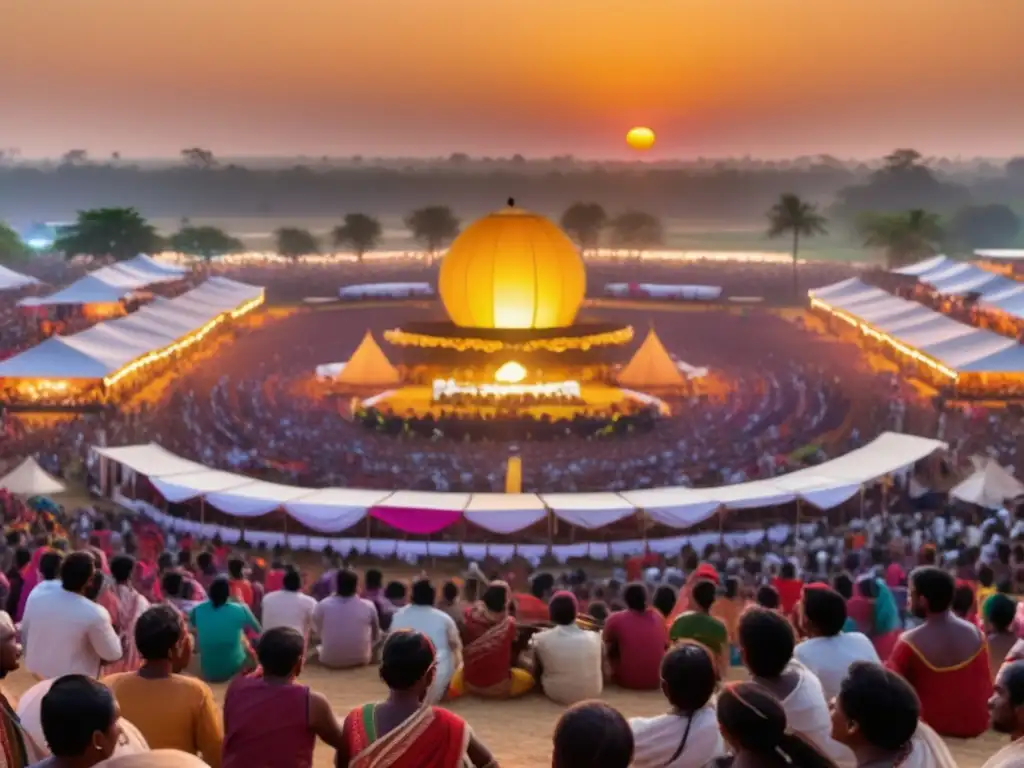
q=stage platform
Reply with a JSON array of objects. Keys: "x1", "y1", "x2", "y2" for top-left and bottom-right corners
[{"x1": 363, "y1": 383, "x2": 667, "y2": 419}]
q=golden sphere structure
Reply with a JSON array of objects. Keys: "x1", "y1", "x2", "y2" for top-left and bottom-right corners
[
  {"x1": 626, "y1": 126, "x2": 656, "y2": 151},
  {"x1": 438, "y1": 200, "x2": 586, "y2": 329}
]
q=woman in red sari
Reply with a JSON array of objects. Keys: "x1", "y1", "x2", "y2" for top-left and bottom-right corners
[
  {"x1": 449, "y1": 581, "x2": 534, "y2": 699},
  {"x1": 887, "y1": 566, "x2": 992, "y2": 738},
  {"x1": 338, "y1": 630, "x2": 496, "y2": 768}
]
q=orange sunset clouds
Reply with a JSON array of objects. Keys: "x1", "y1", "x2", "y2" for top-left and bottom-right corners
[{"x1": 2, "y1": 0, "x2": 1023, "y2": 158}]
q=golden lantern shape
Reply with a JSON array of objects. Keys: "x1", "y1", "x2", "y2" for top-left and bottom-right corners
[
  {"x1": 626, "y1": 126, "x2": 656, "y2": 151},
  {"x1": 439, "y1": 200, "x2": 586, "y2": 329}
]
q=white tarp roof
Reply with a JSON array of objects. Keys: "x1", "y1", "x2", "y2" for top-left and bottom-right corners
[
  {"x1": 0, "y1": 265, "x2": 40, "y2": 291},
  {"x1": 22, "y1": 258, "x2": 187, "y2": 307},
  {"x1": 0, "y1": 279, "x2": 263, "y2": 381},
  {"x1": 919, "y1": 331, "x2": 1016, "y2": 369},
  {"x1": 957, "y1": 345, "x2": 1024, "y2": 374},
  {"x1": 0, "y1": 457, "x2": 66, "y2": 495},
  {"x1": 950, "y1": 457, "x2": 1024, "y2": 509},
  {"x1": 893, "y1": 255, "x2": 951, "y2": 276},
  {"x1": 93, "y1": 432, "x2": 945, "y2": 533}
]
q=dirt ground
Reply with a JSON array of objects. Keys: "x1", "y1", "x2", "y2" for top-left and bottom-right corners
[{"x1": 0, "y1": 663, "x2": 1005, "y2": 767}]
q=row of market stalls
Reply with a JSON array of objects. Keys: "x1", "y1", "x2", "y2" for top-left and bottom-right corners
[
  {"x1": 0, "y1": 277, "x2": 264, "y2": 406},
  {"x1": 810, "y1": 272, "x2": 1024, "y2": 396},
  {"x1": 17, "y1": 255, "x2": 190, "y2": 318},
  {"x1": 92, "y1": 432, "x2": 944, "y2": 555}
]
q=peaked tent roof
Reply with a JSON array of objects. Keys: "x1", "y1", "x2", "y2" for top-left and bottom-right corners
[
  {"x1": 336, "y1": 331, "x2": 400, "y2": 387},
  {"x1": 950, "y1": 457, "x2": 1024, "y2": 509},
  {"x1": 0, "y1": 457, "x2": 66, "y2": 495},
  {"x1": 617, "y1": 328, "x2": 686, "y2": 389},
  {"x1": 0, "y1": 265, "x2": 40, "y2": 291}
]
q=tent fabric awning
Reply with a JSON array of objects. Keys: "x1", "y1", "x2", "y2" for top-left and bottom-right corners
[
  {"x1": 0, "y1": 265, "x2": 40, "y2": 291},
  {"x1": 893, "y1": 255, "x2": 951, "y2": 277},
  {"x1": 93, "y1": 432, "x2": 946, "y2": 533},
  {"x1": 0, "y1": 279, "x2": 263, "y2": 382},
  {"x1": 0, "y1": 457, "x2": 66, "y2": 495}
]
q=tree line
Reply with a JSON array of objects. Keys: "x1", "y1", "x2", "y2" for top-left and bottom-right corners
[{"x1": 4, "y1": 147, "x2": 1024, "y2": 225}]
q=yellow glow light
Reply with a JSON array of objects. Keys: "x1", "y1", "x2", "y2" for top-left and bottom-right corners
[
  {"x1": 438, "y1": 203, "x2": 586, "y2": 330},
  {"x1": 626, "y1": 126, "x2": 656, "y2": 151},
  {"x1": 383, "y1": 325, "x2": 633, "y2": 353},
  {"x1": 494, "y1": 361, "x2": 527, "y2": 384}
]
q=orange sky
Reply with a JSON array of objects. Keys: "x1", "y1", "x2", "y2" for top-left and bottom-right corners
[{"x1": 3, "y1": 0, "x2": 1023, "y2": 159}]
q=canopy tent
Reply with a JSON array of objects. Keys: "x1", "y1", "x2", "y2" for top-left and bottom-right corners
[
  {"x1": 893, "y1": 255, "x2": 952, "y2": 277},
  {"x1": 20, "y1": 258, "x2": 188, "y2": 307},
  {"x1": 338, "y1": 282, "x2": 433, "y2": 299},
  {"x1": 0, "y1": 279, "x2": 264, "y2": 383},
  {"x1": 0, "y1": 457, "x2": 66, "y2": 495},
  {"x1": 0, "y1": 265, "x2": 40, "y2": 292},
  {"x1": 334, "y1": 331, "x2": 401, "y2": 387},
  {"x1": 811, "y1": 276, "x2": 1024, "y2": 377},
  {"x1": 92, "y1": 431, "x2": 945, "y2": 536},
  {"x1": 949, "y1": 457, "x2": 1024, "y2": 509},
  {"x1": 616, "y1": 328, "x2": 686, "y2": 389}
]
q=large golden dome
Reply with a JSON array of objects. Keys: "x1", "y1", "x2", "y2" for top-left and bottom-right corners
[{"x1": 438, "y1": 200, "x2": 586, "y2": 329}]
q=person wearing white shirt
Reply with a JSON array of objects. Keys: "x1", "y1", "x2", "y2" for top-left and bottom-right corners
[
  {"x1": 388, "y1": 579, "x2": 461, "y2": 704},
  {"x1": 21, "y1": 551, "x2": 123, "y2": 679},
  {"x1": 532, "y1": 592, "x2": 603, "y2": 705},
  {"x1": 260, "y1": 568, "x2": 317, "y2": 640},
  {"x1": 22, "y1": 550, "x2": 65, "y2": 615},
  {"x1": 793, "y1": 586, "x2": 880, "y2": 701}
]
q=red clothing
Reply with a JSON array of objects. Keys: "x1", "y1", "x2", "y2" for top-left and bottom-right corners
[
  {"x1": 462, "y1": 607, "x2": 516, "y2": 695},
  {"x1": 885, "y1": 563, "x2": 906, "y2": 588},
  {"x1": 223, "y1": 676, "x2": 315, "y2": 768},
  {"x1": 265, "y1": 570, "x2": 285, "y2": 594},
  {"x1": 513, "y1": 593, "x2": 549, "y2": 623},
  {"x1": 342, "y1": 704, "x2": 468, "y2": 768},
  {"x1": 886, "y1": 636, "x2": 992, "y2": 738},
  {"x1": 230, "y1": 579, "x2": 255, "y2": 609},
  {"x1": 602, "y1": 608, "x2": 668, "y2": 690},
  {"x1": 771, "y1": 577, "x2": 803, "y2": 616}
]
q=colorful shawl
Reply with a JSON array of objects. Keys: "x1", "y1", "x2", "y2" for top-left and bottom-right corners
[
  {"x1": 344, "y1": 704, "x2": 470, "y2": 768},
  {"x1": 461, "y1": 605, "x2": 515, "y2": 695}
]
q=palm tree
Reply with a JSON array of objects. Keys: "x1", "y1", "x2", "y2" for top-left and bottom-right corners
[
  {"x1": 560, "y1": 202, "x2": 608, "y2": 255},
  {"x1": 766, "y1": 194, "x2": 828, "y2": 297},
  {"x1": 53, "y1": 207, "x2": 161, "y2": 261},
  {"x1": 274, "y1": 227, "x2": 319, "y2": 261},
  {"x1": 857, "y1": 209, "x2": 944, "y2": 269},
  {"x1": 332, "y1": 213, "x2": 382, "y2": 262}
]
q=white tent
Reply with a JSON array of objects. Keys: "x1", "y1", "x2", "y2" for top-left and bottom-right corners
[
  {"x1": 893, "y1": 255, "x2": 951, "y2": 277},
  {"x1": 0, "y1": 265, "x2": 40, "y2": 292},
  {"x1": 93, "y1": 431, "x2": 945, "y2": 534},
  {"x1": 0, "y1": 457, "x2": 66, "y2": 495},
  {"x1": 0, "y1": 279, "x2": 264, "y2": 382},
  {"x1": 950, "y1": 457, "x2": 1024, "y2": 509}
]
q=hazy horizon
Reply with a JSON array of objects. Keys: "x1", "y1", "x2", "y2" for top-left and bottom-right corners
[{"x1": 4, "y1": 0, "x2": 1024, "y2": 160}]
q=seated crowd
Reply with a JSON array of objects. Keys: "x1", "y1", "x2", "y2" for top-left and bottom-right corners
[{"x1": 2, "y1": 513, "x2": 1022, "y2": 768}]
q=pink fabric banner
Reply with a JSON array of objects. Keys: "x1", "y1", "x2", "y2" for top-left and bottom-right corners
[{"x1": 369, "y1": 506, "x2": 463, "y2": 534}]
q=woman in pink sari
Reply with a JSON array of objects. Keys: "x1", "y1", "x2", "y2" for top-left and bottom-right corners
[{"x1": 103, "y1": 554, "x2": 151, "y2": 674}]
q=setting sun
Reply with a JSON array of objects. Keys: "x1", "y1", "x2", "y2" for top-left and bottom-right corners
[{"x1": 626, "y1": 126, "x2": 656, "y2": 151}]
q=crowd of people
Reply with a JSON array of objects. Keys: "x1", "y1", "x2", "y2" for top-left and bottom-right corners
[
  {"x1": 0, "y1": 492, "x2": 1020, "y2": 766},
  {"x1": 353, "y1": 403, "x2": 661, "y2": 442}
]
